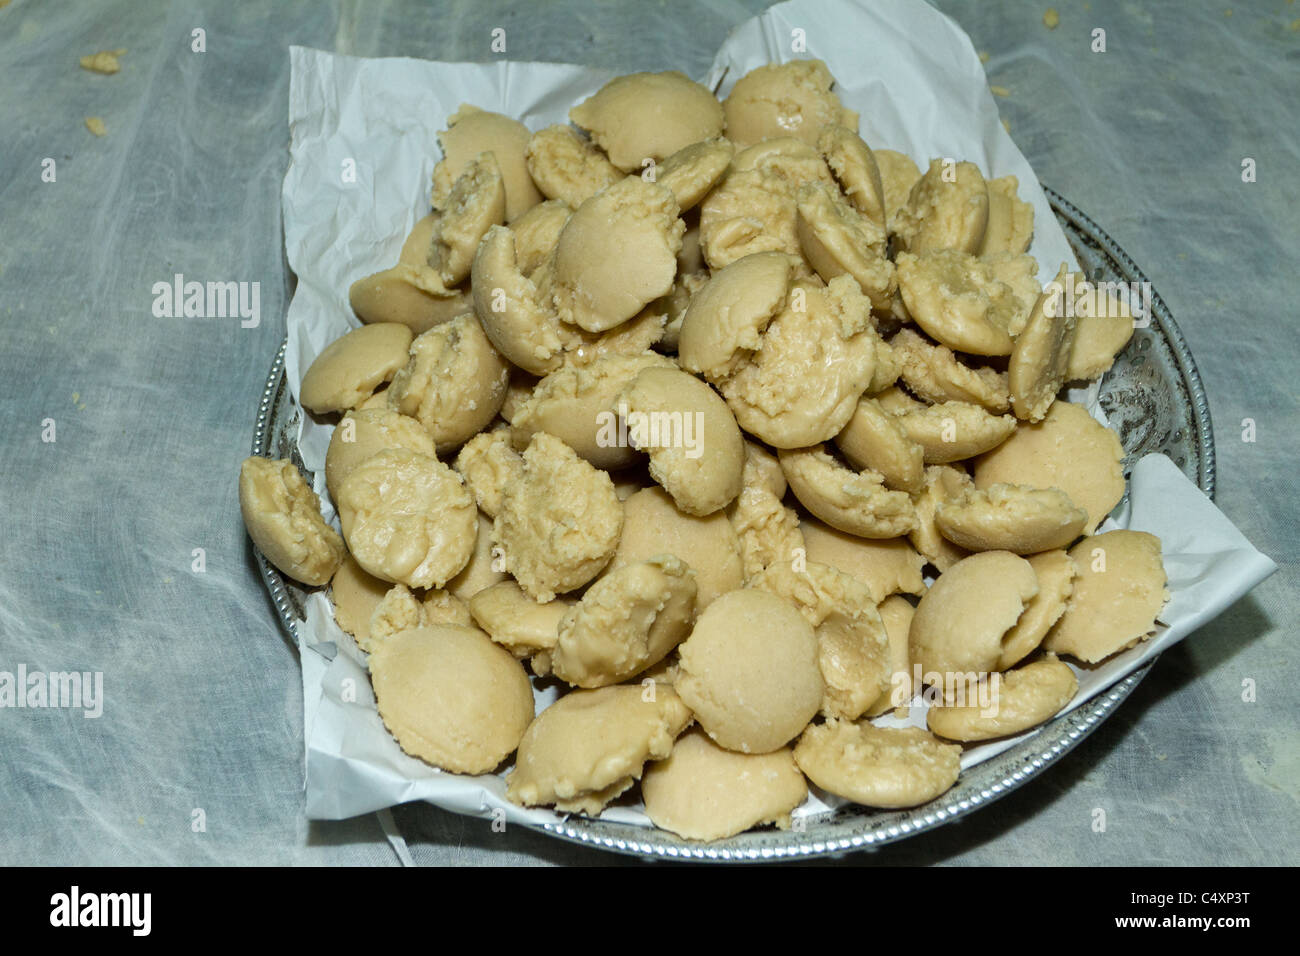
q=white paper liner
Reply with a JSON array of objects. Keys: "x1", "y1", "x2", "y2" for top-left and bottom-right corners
[{"x1": 278, "y1": 0, "x2": 1276, "y2": 827}]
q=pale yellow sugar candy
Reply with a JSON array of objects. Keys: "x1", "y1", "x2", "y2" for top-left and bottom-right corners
[
  {"x1": 892, "y1": 399, "x2": 1018, "y2": 465},
  {"x1": 550, "y1": 556, "x2": 697, "y2": 688},
  {"x1": 509, "y1": 199, "x2": 571, "y2": 278},
  {"x1": 238, "y1": 456, "x2": 344, "y2": 587},
  {"x1": 550, "y1": 177, "x2": 684, "y2": 333},
  {"x1": 656, "y1": 137, "x2": 734, "y2": 211},
  {"x1": 524, "y1": 125, "x2": 621, "y2": 208},
  {"x1": 728, "y1": 484, "x2": 805, "y2": 581},
  {"x1": 369, "y1": 625, "x2": 533, "y2": 775},
  {"x1": 469, "y1": 580, "x2": 571, "y2": 659},
  {"x1": 678, "y1": 251, "x2": 794, "y2": 383},
  {"x1": 506, "y1": 685, "x2": 693, "y2": 815},
  {"x1": 453, "y1": 426, "x2": 522, "y2": 519},
  {"x1": 935, "y1": 482, "x2": 1088, "y2": 555},
  {"x1": 909, "y1": 550, "x2": 1038, "y2": 677},
  {"x1": 642, "y1": 728, "x2": 808, "y2": 842},
  {"x1": 427, "y1": 152, "x2": 506, "y2": 287},
  {"x1": 896, "y1": 249, "x2": 1034, "y2": 356},
  {"x1": 873, "y1": 149, "x2": 922, "y2": 235},
  {"x1": 979, "y1": 175, "x2": 1035, "y2": 256},
  {"x1": 908, "y1": 464, "x2": 973, "y2": 573},
  {"x1": 817, "y1": 124, "x2": 888, "y2": 232},
  {"x1": 469, "y1": 225, "x2": 568, "y2": 375},
  {"x1": 1009, "y1": 265, "x2": 1078, "y2": 422},
  {"x1": 445, "y1": 511, "x2": 508, "y2": 602},
  {"x1": 779, "y1": 444, "x2": 916, "y2": 539},
  {"x1": 866, "y1": 595, "x2": 916, "y2": 717},
  {"x1": 329, "y1": 554, "x2": 390, "y2": 649},
  {"x1": 433, "y1": 104, "x2": 541, "y2": 222},
  {"x1": 795, "y1": 181, "x2": 895, "y2": 309},
  {"x1": 800, "y1": 517, "x2": 926, "y2": 601},
  {"x1": 336, "y1": 448, "x2": 477, "y2": 590},
  {"x1": 570, "y1": 70, "x2": 724, "y2": 172},
  {"x1": 793, "y1": 720, "x2": 960, "y2": 809},
  {"x1": 349, "y1": 261, "x2": 471, "y2": 335},
  {"x1": 834, "y1": 395, "x2": 925, "y2": 493},
  {"x1": 722, "y1": 59, "x2": 857, "y2": 148},
  {"x1": 493, "y1": 433, "x2": 623, "y2": 602},
  {"x1": 927, "y1": 655, "x2": 1078, "y2": 742},
  {"x1": 1043, "y1": 530, "x2": 1168, "y2": 663},
  {"x1": 612, "y1": 486, "x2": 744, "y2": 610},
  {"x1": 999, "y1": 549, "x2": 1077, "y2": 669},
  {"x1": 1065, "y1": 272, "x2": 1137, "y2": 381},
  {"x1": 385, "y1": 313, "x2": 510, "y2": 452},
  {"x1": 889, "y1": 326, "x2": 1010, "y2": 413},
  {"x1": 676, "y1": 588, "x2": 824, "y2": 754},
  {"x1": 893, "y1": 159, "x2": 989, "y2": 255},
  {"x1": 324, "y1": 407, "x2": 436, "y2": 502},
  {"x1": 974, "y1": 400, "x2": 1125, "y2": 535},
  {"x1": 299, "y1": 323, "x2": 413, "y2": 414}
]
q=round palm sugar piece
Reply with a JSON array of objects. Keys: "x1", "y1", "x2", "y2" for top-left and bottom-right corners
[
  {"x1": 890, "y1": 326, "x2": 1010, "y2": 413},
  {"x1": 238, "y1": 456, "x2": 344, "y2": 587},
  {"x1": 834, "y1": 395, "x2": 925, "y2": 493},
  {"x1": 1009, "y1": 265, "x2": 1078, "y2": 422},
  {"x1": 470, "y1": 225, "x2": 569, "y2": 376},
  {"x1": 793, "y1": 720, "x2": 960, "y2": 809},
  {"x1": 612, "y1": 486, "x2": 743, "y2": 609},
  {"x1": 1066, "y1": 273, "x2": 1136, "y2": 381},
  {"x1": 1043, "y1": 531, "x2": 1168, "y2": 663},
  {"x1": 506, "y1": 685, "x2": 693, "y2": 814},
  {"x1": 428, "y1": 152, "x2": 507, "y2": 286},
  {"x1": 350, "y1": 263, "x2": 472, "y2": 335},
  {"x1": 550, "y1": 177, "x2": 684, "y2": 333},
  {"x1": 866, "y1": 595, "x2": 917, "y2": 717},
  {"x1": 509, "y1": 199, "x2": 572, "y2": 277},
  {"x1": 893, "y1": 400, "x2": 1018, "y2": 464},
  {"x1": 978, "y1": 175, "x2": 1035, "y2": 257},
  {"x1": 369, "y1": 625, "x2": 534, "y2": 775},
  {"x1": 445, "y1": 511, "x2": 508, "y2": 602},
  {"x1": 453, "y1": 427, "x2": 522, "y2": 519},
  {"x1": 678, "y1": 251, "x2": 794, "y2": 383},
  {"x1": 570, "y1": 71, "x2": 724, "y2": 172},
  {"x1": 523, "y1": 124, "x2": 622, "y2": 209},
  {"x1": 510, "y1": 352, "x2": 675, "y2": 471},
  {"x1": 618, "y1": 366, "x2": 746, "y2": 515},
  {"x1": 999, "y1": 549, "x2": 1077, "y2": 669},
  {"x1": 722, "y1": 59, "x2": 857, "y2": 148},
  {"x1": 676, "y1": 588, "x2": 824, "y2": 754},
  {"x1": 908, "y1": 464, "x2": 973, "y2": 573},
  {"x1": 300, "y1": 323, "x2": 414, "y2": 414},
  {"x1": 973, "y1": 400, "x2": 1125, "y2": 534},
  {"x1": 928, "y1": 655, "x2": 1077, "y2": 742},
  {"x1": 817, "y1": 124, "x2": 887, "y2": 231},
  {"x1": 336, "y1": 448, "x2": 477, "y2": 590},
  {"x1": 909, "y1": 550, "x2": 1038, "y2": 677},
  {"x1": 330, "y1": 553, "x2": 392, "y2": 648},
  {"x1": 779, "y1": 444, "x2": 916, "y2": 539},
  {"x1": 873, "y1": 149, "x2": 922, "y2": 234},
  {"x1": 896, "y1": 250, "x2": 1020, "y2": 356},
  {"x1": 720, "y1": 276, "x2": 878, "y2": 448},
  {"x1": 795, "y1": 182, "x2": 895, "y2": 309},
  {"x1": 493, "y1": 433, "x2": 624, "y2": 602},
  {"x1": 432, "y1": 104, "x2": 541, "y2": 223},
  {"x1": 385, "y1": 313, "x2": 510, "y2": 452},
  {"x1": 642, "y1": 728, "x2": 808, "y2": 842},
  {"x1": 551, "y1": 555, "x2": 697, "y2": 688},
  {"x1": 801, "y1": 517, "x2": 926, "y2": 601},
  {"x1": 657, "y1": 137, "x2": 734, "y2": 211},
  {"x1": 325, "y1": 408, "x2": 437, "y2": 502},
  {"x1": 935, "y1": 483, "x2": 1088, "y2": 554},
  {"x1": 893, "y1": 158, "x2": 989, "y2": 255},
  {"x1": 468, "y1": 580, "x2": 570, "y2": 659}
]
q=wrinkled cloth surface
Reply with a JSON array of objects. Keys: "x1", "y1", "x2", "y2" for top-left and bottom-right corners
[{"x1": 0, "y1": 0, "x2": 1295, "y2": 866}]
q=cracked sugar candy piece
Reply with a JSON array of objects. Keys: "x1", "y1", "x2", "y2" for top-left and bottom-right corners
[
  {"x1": 470, "y1": 225, "x2": 569, "y2": 375},
  {"x1": 796, "y1": 181, "x2": 895, "y2": 310},
  {"x1": 834, "y1": 395, "x2": 925, "y2": 493},
  {"x1": 908, "y1": 464, "x2": 973, "y2": 573},
  {"x1": 779, "y1": 445, "x2": 917, "y2": 539},
  {"x1": 676, "y1": 588, "x2": 824, "y2": 754},
  {"x1": 720, "y1": 276, "x2": 878, "y2": 449},
  {"x1": 570, "y1": 70, "x2": 724, "y2": 172},
  {"x1": 506, "y1": 684, "x2": 693, "y2": 815},
  {"x1": 349, "y1": 261, "x2": 472, "y2": 335},
  {"x1": 793, "y1": 720, "x2": 960, "y2": 809},
  {"x1": 453, "y1": 426, "x2": 522, "y2": 519},
  {"x1": 893, "y1": 158, "x2": 989, "y2": 255},
  {"x1": 612, "y1": 486, "x2": 743, "y2": 610},
  {"x1": 617, "y1": 366, "x2": 746, "y2": 516},
  {"x1": 874, "y1": 148, "x2": 923, "y2": 234},
  {"x1": 550, "y1": 555, "x2": 697, "y2": 688},
  {"x1": 1009, "y1": 265, "x2": 1077, "y2": 422},
  {"x1": 330, "y1": 554, "x2": 391, "y2": 649},
  {"x1": 432, "y1": 104, "x2": 542, "y2": 222},
  {"x1": 978, "y1": 175, "x2": 1035, "y2": 256},
  {"x1": 722, "y1": 59, "x2": 858, "y2": 148},
  {"x1": 524, "y1": 124, "x2": 623, "y2": 209},
  {"x1": 468, "y1": 580, "x2": 570, "y2": 660},
  {"x1": 909, "y1": 550, "x2": 1038, "y2": 677},
  {"x1": 817, "y1": 124, "x2": 887, "y2": 231},
  {"x1": 493, "y1": 433, "x2": 624, "y2": 602},
  {"x1": 550, "y1": 177, "x2": 684, "y2": 333},
  {"x1": 973, "y1": 399, "x2": 1124, "y2": 534},
  {"x1": 300, "y1": 323, "x2": 413, "y2": 414},
  {"x1": 935, "y1": 482, "x2": 1088, "y2": 554},
  {"x1": 427, "y1": 151, "x2": 506, "y2": 287},
  {"x1": 239, "y1": 456, "x2": 344, "y2": 587},
  {"x1": 369, "y1": 625, "x2": 534, "y2": 775},
  {"x1": 893, "y1": 399, "x2": 1018, "y2": 464},
  {"x1": 889, "y1": 326, "x2": 1010, "y2": 413},
  {"x1": 1043, "y1": 531, "x2": 1168, "y2": 663},
  {"x1": 656, "y1": 137, "x2": 734, "y2": 211},
  {"x1": 999, "y1": 549, "x2": 1077, "y2": 669},
  {"x1": 928, "y1": 655, "x2": 1077, "y2": 742},
  {"x1": 509, "y1": 199, "x2": 572, "y2": 278},
  {"x1": 1065, "y1": 273, "x2": 1137, "y2": 381},
  {"x1": 896, "y1": 249, "x2": 1034, "y2": 356},
  {"x1": 324, "y1": 407, "x2": 436, "y2": 502},
  {"x1": 800, "y1": 517, "x2": 926, "y2": 601},
  {"x1": 678, "y1": 251, "x2": 794, "y2": 383},
  {"x1": 445, "y1": 511, "x2": 508, "y2": 602},
  {"x1": 642, "y1": 728, "x2": 808, "y2": 842},
  {"x1": 865, "y1": 595, "x2": 917, "y2": 717},
  {"x1": 386, "y1": 313, "x2": 510, "y2": 452},
  {"x1": 336, "y1": 448, "x2": 477, "y2": 590},
  {"x1": 728, "y1": 484, "x2": 805, "y2": 581},
  {"x1": 509, "y1": 351, "x2": 675, "y2": 470}
]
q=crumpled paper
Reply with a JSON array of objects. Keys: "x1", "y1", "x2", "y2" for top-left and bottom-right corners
[{"x1": 279, "y1": 0, "x2": 1276, "y2": 826}]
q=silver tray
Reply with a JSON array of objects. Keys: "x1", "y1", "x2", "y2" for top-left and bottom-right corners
[{"x1": 250, "y1": 188, "x2": 1215, "y2": 862}]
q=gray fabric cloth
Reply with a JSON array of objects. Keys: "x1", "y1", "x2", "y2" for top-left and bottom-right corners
[{"x1": 0, "y1": 0, "x2": 1294, "y2": 866}]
